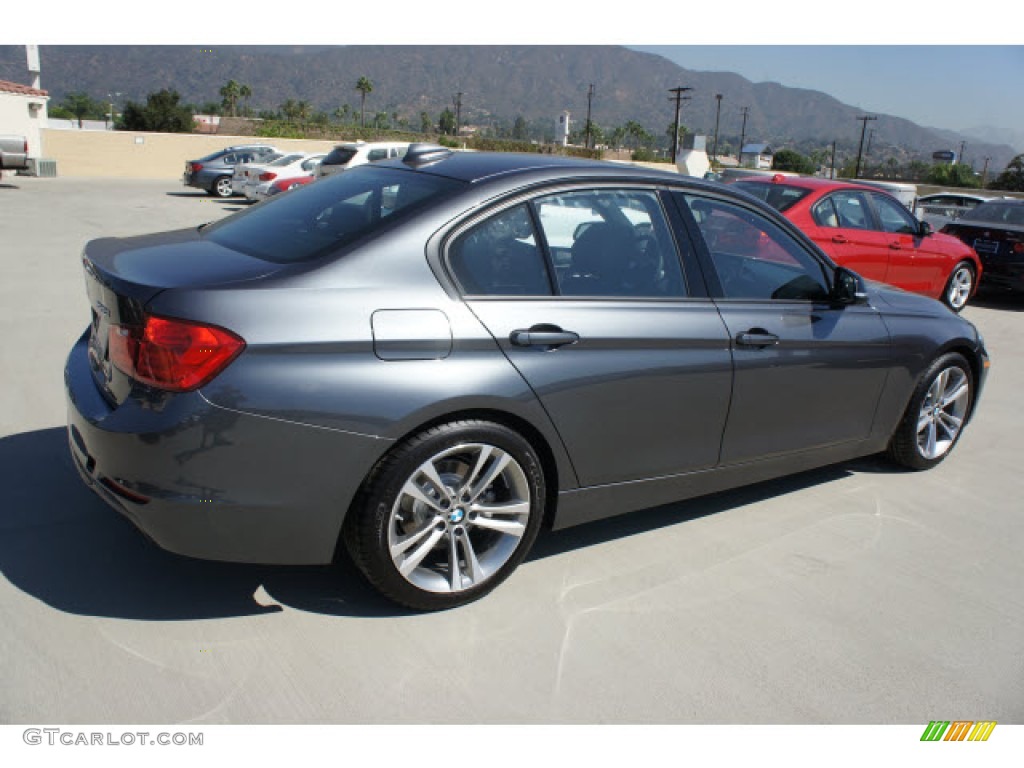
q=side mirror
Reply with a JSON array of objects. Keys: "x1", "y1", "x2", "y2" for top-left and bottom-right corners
[
  {"x1": 918, "y1": 220, "x2": 933, "y2": 237},
  {"x1": 832, "y1": 267, "x2": 867, "y2": 305}
]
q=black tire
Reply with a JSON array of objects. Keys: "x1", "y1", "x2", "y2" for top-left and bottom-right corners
[
  {"x1": 344, "y1": 420, "x2": 546, "y2": 611},
  {"x1": 888, "y1": 352, "x2": 973, "y2": 470},
  {"x1": 210, "y1": 176, "x2": 233, "y2": 198},
  {"x1": 942, "y1": 261, "x2": 975, "y2": 313}
]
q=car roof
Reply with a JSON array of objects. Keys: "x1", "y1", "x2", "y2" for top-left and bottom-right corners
[
  {"x1": 379, "y1": 149, "x2": 685, "y2": 185},
  {"x1": 731, "y1": 175, "x2": 879, "y2": 193}
]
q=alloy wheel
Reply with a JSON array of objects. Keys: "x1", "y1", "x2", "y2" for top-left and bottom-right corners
[
  {"x1": 916, "y1": 365, "x2": 970, "y2": 460},
  {"x1": 387, "y1": 442, "x2": 532, "y2": 594}
]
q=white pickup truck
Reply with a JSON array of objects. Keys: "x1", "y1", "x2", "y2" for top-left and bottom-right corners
[{"x1": 0, "y1": 135, "x2": 29, "y2": 171}]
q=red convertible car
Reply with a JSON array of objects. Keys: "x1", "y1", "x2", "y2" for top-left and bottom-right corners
[{"x1": 731, "y1": 176, "x2": 982, "y2": 311}]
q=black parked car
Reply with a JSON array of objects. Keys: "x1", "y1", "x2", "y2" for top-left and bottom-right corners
[
  {"x1": 67, "y1": 145, "x2": 989, "y2": 611},
  {"x1": 942, "y1": 198, "x2": 1024, "y2": 293},
  {"x1": 182, "y1": 144, "x2": 278, "y2": 198}
]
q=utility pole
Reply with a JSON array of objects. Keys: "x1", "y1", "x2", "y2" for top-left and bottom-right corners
[
  {"x1": 854, "y1": 115, "x2": 877, "y2": 178},
  {"x1": 957, "y1": 140, "x2": 967, "y2": 164},
  {"x1": 668, "y1": 86, "x2": 693, "y2": 161},
  {"x1": 981, "y1": 156, "x2": 991, "y2": 188},
  {"x1": 584, "y1": 83, "x2": 595, "y2": 149},
  {"x1": 738, "y1": 106, "x2": 750, "y2": 166},
  {"x1": 712, "y1": 93, "x2": 723, "y2": 165},
  {"x1": 864, "y1": 128, "x2": 875, "y2": 174},
  {"x1": 830, "y1": 140, "x2": 837, "y2": 180},
  {"x1": 452, "y1": 92, "x2": 463, "y2": 137}
]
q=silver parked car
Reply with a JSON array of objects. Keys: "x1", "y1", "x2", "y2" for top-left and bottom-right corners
[{"x1": 67, "y1": 145, "x2": 989, "y2": 611}]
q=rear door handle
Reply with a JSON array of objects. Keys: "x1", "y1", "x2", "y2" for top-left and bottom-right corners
[
  {"x1": 889, "y1": 242, "x2": 903, "y2": 250},
  {"x1": 831, "y1": 235, "x2": 849, "y2": 244},
  {"x1": 736, "y1": 330, "x2": 780, "y2": 347},
  {"x1": 510, "y1": 326, "x2": 580, "y2": 348}
]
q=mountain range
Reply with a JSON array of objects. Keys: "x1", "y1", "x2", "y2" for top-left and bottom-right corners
[{"x1": 0, "y1": 45, "x2": 1017, "y2": 170}]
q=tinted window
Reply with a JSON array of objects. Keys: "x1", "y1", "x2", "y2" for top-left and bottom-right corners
[
  {"x1": 367, "y1": 149, "x2": 389, "y2": 162},
  {"x1": 204, "y1": 166, "x2": 464, "y2": 263},
  {"x1": 731, "y1": 181, "x2": 811, "y2": 212},
  {"x1": 813, "y1": 191, "x2": 871, "y2": 230},
  {"x1": 323, "y1": 147, "x2": 358, "y2": 166},
  {"x1": 534, "y1": 189, "x2": 687, "y2": 298},
  {"x1": 449, "y1": 205, "x2": 552, "y2": 296},
  {"x1": 961, "y1": 202, "x2": 1024, "y2": 226},
  {"x1": 684, "y1": 195, "x2": 830, "y2": 301},
  {"x1": 268, "y1": 154, "x2": 306, "y2": 167},
  {"x1": 871, "y1": 192, "x2": 918, "y2": 234}
]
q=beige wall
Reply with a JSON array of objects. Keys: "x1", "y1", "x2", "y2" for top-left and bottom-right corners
[{"x1": 40, "y1": 129, "x2": 341, "y2": 178}]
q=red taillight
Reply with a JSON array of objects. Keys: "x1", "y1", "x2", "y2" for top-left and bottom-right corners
[
  {"x1": 190, "y1": 162, "x2": 203, "y2": 173},
  {"x1": 259, "y1": 171, "x2": 277, "y2": 182},
  {"x1": 1014, "y1": 243, "x2": 1024, "y2": 254},
  {"x1": 108, "y1": 315, "x2": 245, "y2": 392}
]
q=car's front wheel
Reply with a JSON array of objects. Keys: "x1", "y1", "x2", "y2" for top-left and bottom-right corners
[
  {"x1": 942, "y1": 261, "x2": 975, "y2": 312},
  {"x1": 888, "y1": 352, "x2": 973, "y2": 470},
  {"x1": 345, "y1": 420, "x2": 546, "y2": 611}
]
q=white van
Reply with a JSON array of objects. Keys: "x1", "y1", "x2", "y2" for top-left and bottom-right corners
[{"x1": 316, "y1": 141, "x2": 411, "y2": 178}]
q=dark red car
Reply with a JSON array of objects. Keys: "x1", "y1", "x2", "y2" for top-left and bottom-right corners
[{"x1": 731, "y1": 176, "x2": 982, "y2": 311}]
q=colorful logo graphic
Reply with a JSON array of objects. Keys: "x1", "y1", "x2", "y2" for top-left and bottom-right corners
[{"x1": 921, "y1": 721, "x2": 997, "y2": 742}]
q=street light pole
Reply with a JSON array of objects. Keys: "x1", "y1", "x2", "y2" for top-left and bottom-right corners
[
  {"x1": 453, "y1": 92, "x2": 463, "y2": 137},
  {"x1": 854, "y1": 115, "x2": 877, "y2": 178},
  {"x1": 712, "y1": 93, "x2": 723, "y2": 165}
]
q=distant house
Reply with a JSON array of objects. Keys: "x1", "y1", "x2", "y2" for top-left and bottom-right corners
[
  {"x1": 0, "y1": 78, "x2": 49, "y2": 160},
  {"x1": 740, "y1": 143, "x2": 774, "y2": 170}
]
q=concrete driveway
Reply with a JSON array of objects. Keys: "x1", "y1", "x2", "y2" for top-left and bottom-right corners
[{"x1": 1, "y1": 177, "x2": 1021, "y2": 724}]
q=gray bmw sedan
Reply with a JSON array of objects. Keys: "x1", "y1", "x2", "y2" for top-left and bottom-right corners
[{"x1": 66, "y1": 145, "x2": 989, "y2": 610}]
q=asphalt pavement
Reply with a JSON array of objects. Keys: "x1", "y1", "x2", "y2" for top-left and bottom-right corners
[{"x1": 1, "y1": 176, "x2": 1021, "y2": 724}]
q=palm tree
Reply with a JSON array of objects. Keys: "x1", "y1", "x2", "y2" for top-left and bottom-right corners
[
  {"x1": 238, "y1": 83, "x2": 252, "y2": 116},
  {"x1": 219, "y1": 80, "x2": 240, "y2": 116},
  {"x1": 355, "y1": 76, "x2": 373, "y2": 128}
]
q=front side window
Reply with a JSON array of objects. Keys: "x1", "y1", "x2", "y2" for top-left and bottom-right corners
[
  {"x1": 204, "y1": 166, "x2": 464, "y2": 263},
  {"x1": 871, "y1": 192, "x2": 918, "y2": 234},
  {"x1": 684, "y1": 195, "x2": 830, "y2": 301}
]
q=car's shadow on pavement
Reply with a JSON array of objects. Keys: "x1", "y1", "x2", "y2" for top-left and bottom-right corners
[
  {"x1": 0, "y1": 428, "x2": 896, "y2": 622},
  {"x1": 971, "y1": 291, "x2": 1024, "y2": 312}
]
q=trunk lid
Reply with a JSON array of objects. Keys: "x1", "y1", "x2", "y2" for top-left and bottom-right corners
[{"x1": 81, "y1": 227, "x2": 279, "y2": 405}]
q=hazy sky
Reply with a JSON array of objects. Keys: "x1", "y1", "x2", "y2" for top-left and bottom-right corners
[
  {"x1": 631, "y1": 46, "x2": 1024, "y2": 141},
  {"x1": 21, "y1": 1, "x2": 1024, "y2": 147}
]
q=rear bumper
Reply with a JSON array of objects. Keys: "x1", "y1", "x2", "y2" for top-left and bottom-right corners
[
  {"x1": 977, "y1": 257, "x2": 1024, "y2": 292},
  {"x1": 65, "y1": 332, "x2": 389, "y2": 565}
]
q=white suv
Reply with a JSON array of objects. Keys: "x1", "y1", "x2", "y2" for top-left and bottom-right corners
[{"x1": 316, "y1": 142, "x2": 411, "y2": 178}]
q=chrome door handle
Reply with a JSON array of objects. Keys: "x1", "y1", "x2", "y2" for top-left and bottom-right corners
[{"x1": 736, "y1": 330, "x2": 780, "y2": 347}]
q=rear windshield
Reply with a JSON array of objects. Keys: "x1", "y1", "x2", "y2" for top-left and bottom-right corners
[
  {"x1": 203, "y1": 166, "x2": 465, "y2": 263},
  {"x1": 323, "y1": 147, "x2": 358, "y2": 166},
  {"x1": 268, "y1": 153, "x2": 306, "y2": 167},
  {"x1": 731, "y1": 181, "x2": 811, "y2": 212},
  {"x1": 960, "y1": 202, "x2": 1024, "y2": 227}
]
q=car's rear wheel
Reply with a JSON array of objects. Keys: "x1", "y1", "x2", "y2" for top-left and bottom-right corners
[
  {"x1": 345, "y1": 420, "x2": 545, "y2": 611},
  {"x1": 942, "y1": 261, "x2": 975, "y2": 312},
  {"x1": 888, "y1": 352, "x2": 972, "y2": 470},
  {"x1": 211, "y1": 176, "x2": 233, "y2": 198}
]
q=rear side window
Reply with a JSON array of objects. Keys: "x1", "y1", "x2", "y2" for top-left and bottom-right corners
[
  {"x1": 813, "y1": 191, "x2": 871, "y2": 230},
  {"x1": 204, "y1": 166, "x2": 464, "y2": 263},
  {"x1": 448, "y1": 188, "x2": 688, "y2": 299},
  {"x1": 367, "y1": 149, "x2": 389, "y2": 162}
]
